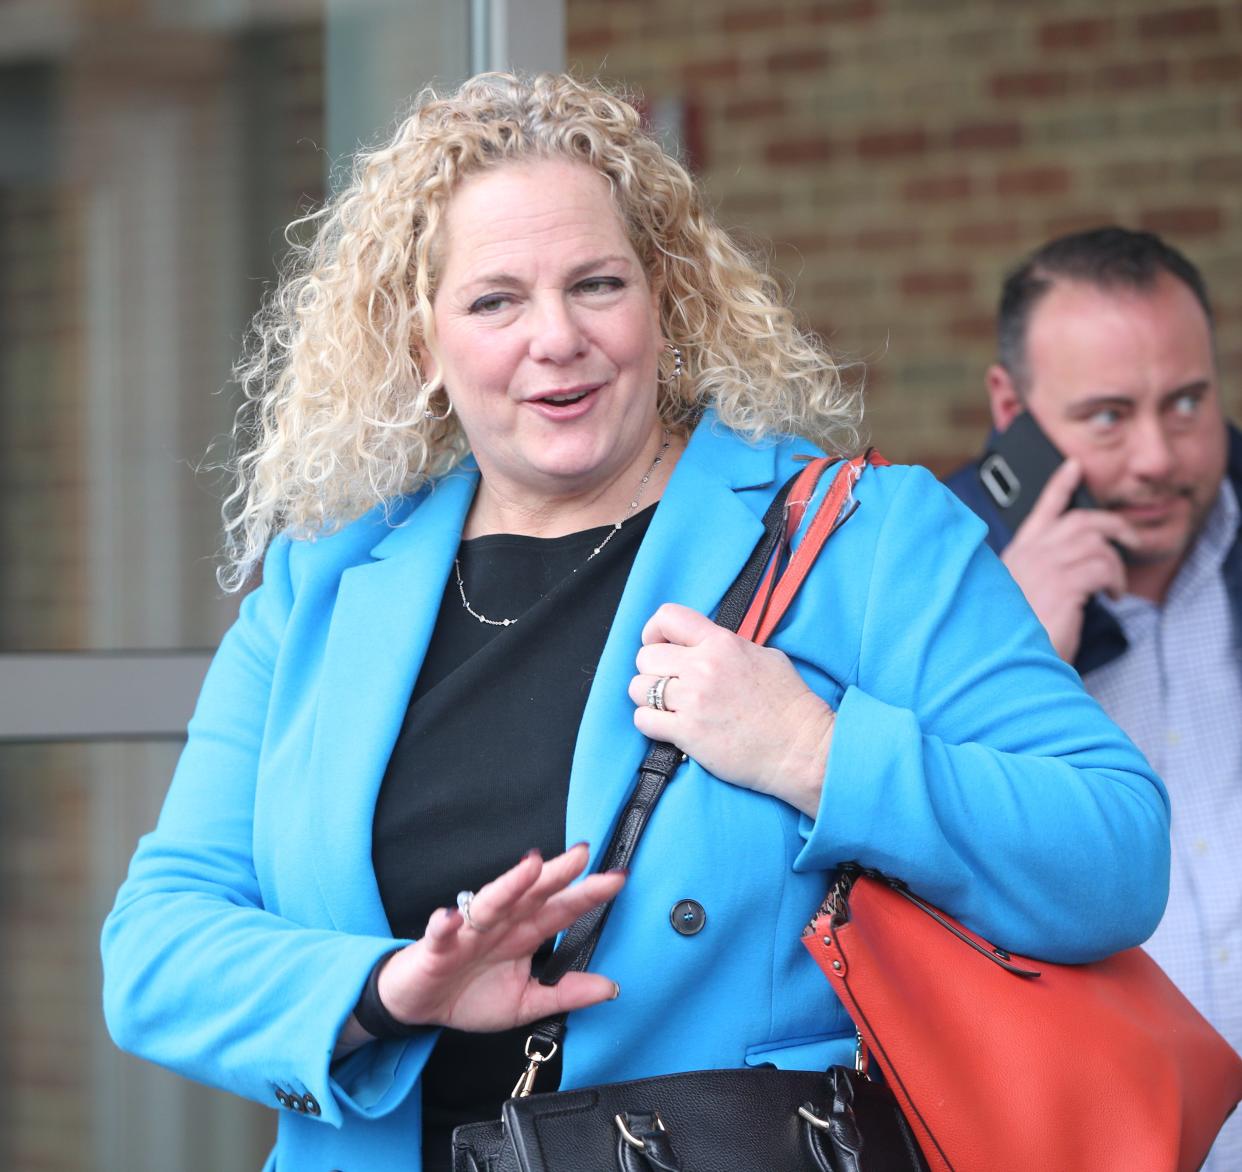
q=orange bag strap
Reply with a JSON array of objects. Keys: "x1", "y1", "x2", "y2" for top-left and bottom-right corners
[{"x1": 737, "y1": 448, "x2": 888, "y2": 647}]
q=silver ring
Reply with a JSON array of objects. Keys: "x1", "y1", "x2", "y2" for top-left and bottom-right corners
[
  {"x1": 646, "y1": 675, "x2": 672, "y2": 712},
  {"x1": 456, "y1": 889, "x2": 493, "y2": 933}
]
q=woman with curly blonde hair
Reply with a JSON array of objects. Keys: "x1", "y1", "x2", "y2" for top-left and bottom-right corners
[
  {"x1": 219, "y1": 71, "x2": 856, "y2": 591},
  {"x1": 103, "y1": 72, "x2": 1168, "y2": 1171}
]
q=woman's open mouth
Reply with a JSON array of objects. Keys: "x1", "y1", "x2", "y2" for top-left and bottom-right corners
[{"x1": 527, "y1": 384, "x2": 603, "y2": 418}]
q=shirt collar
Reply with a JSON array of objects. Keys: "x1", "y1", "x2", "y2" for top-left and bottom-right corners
[{"x1": 1172, "y1": 477, "x2": 1238, "y2": 606}]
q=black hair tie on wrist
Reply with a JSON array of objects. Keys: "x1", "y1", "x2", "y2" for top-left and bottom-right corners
[{"x1": 353, "y1": 948, "x2": 424, "y2": 1039}]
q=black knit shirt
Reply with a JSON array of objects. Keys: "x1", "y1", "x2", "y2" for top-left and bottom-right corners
[{"x1": 372, "y1": 505, "x2": 655, "y2": 1169}]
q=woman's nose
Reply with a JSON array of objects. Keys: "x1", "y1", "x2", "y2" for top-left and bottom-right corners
[{"x1": 528, "y1": 297, "x2": 587, "y2": 364}]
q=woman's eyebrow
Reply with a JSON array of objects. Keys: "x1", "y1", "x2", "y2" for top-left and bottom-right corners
[
  {"x1": 459, "y1": 270, "x2": 522, "y2": 291},
  {"x1": 565, "y1": 254, "x2": 635, "y2": 281},
  {"x1": 458, "y1": 255, "x2": 634, "y2": 292}
]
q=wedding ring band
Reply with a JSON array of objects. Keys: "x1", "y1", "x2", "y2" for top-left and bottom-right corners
[
  {"x1": 456, "y1": 889, "x2": 493, "y2": 933},
  {"x1": 646, "y1": 675, "x2": 672, "y2": 712}
]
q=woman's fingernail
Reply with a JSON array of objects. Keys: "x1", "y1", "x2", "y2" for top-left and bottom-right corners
[
  {"x1": 611, "y1": 982, "x2": 621, "y2": 1000},
  {"x1": 570, "y1": 841, "x2": 590, "y2": 852},
  {"x1": 523, "y1": 847, "x2": 543, "y2": 861}
]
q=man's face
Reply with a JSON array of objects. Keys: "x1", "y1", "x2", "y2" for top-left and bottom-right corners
[{"x1": 1019, "y1": 273, "x2": 1228, "y2": 582}]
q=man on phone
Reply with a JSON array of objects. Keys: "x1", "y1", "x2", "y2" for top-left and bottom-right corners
[{"x1": 945, "y1": 225, "x2": 1241, "y2": 1169}]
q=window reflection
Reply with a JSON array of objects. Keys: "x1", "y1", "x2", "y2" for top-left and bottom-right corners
[
  {"x1": 1, "y1": 5, "x2": 326, "y2": 1170},
  {"x1": 0, "y1": 10, "x2": 325, "y2": 654},
  {"x1": 2, "y1": 741, "x2": 275, "y2": 1170}
]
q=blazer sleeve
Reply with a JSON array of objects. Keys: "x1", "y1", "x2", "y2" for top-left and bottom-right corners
[
  {"x1": 790, "y1": 464, "x2": 1171, "y2": 962},
  {"x1": 100, "y1": 534, "x2": 436, "y2": 1129}
]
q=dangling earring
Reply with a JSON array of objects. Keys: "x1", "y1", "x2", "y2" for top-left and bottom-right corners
[
  {"x1": 660, "y1": 343, "x2": 684, "y2": 385},
  {"x1": 424, "y1": 390, "x2": 454, "y2": 422}
]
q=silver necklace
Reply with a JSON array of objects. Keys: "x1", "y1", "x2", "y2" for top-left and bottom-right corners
[{"x1": 454, "y1": 429, "x2": 672, "y2": 628}]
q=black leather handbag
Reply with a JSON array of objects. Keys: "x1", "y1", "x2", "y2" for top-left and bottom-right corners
[
  {"x1": 453, "y1": 1065, "x2": 924, "y2": 1172},
  {"x1": 451, "y1": 459, "x2": 928, "y2": 1172}
]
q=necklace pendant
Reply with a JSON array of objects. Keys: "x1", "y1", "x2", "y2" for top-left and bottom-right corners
[{"x1": 452, "y1": 428, "x2": 671, "y2": 629}]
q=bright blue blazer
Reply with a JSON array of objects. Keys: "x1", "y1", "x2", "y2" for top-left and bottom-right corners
[{"x1": 103, "y1": 414, "x2": 1170, "y2": 1171}]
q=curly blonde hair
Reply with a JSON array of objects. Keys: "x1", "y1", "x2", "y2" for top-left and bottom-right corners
[{"x1": 221, "y1": 71, "x2": 860, "y2": 590}]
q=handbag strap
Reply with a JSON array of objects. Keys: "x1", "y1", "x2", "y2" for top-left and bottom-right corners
[
  {"x1": 533, "y1": 468, "x2": 801, "y2": 994},
  {"x1": 738, "y1": 448, "x2": 888, "y2": 646},
  {"x1": 522, "y1": 451, "x2": 882, "y2": 1075},
  {"x1": 819, "y1": 865, "x2": 1041, "y2": 978}
]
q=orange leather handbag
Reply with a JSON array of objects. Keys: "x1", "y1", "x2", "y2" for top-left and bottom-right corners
[{"x1": 804, "y1": 867, "x2": 1242, "y2": 1172}]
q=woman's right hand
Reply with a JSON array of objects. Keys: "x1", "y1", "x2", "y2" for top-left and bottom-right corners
[{"x1": 367, "y1": 843, "x2": 625, "y2": 1037}]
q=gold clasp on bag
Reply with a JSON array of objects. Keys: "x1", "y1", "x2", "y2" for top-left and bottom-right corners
[{"x1": 512, "y1": 1036, "x2": 559, "y2": 1099}]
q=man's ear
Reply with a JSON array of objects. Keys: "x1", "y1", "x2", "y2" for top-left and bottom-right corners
[{"x1": 986, "y1": 364, "x2": 1024, "y2": 432}]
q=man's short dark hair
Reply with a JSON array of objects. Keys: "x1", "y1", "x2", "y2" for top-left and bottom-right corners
[{"x1": 997, "y1": 226, "x2": 1215, "y2": 396}]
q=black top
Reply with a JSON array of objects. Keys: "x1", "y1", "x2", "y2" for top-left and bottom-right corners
[{"x1": 372, "y1": 505, "x2": 655, "y2": 1169}]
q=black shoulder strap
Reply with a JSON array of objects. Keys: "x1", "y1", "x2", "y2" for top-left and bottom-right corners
[{"x1": 527, "y1": 468, "x2": 801, "y2": 1055}]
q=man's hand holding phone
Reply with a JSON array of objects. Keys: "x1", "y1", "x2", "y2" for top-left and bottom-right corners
[{"x1": 1001, "y1": 457, "x2": 1139, "y2": 662}]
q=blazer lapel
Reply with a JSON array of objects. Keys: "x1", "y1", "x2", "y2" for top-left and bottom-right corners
[
  {"x1": 565, "y1": 422, "x2": 780, "y2": 866},
  {"x1": 303, "y1": 420, "x2": 789, "y2": 928},
  {"x1": 310, "y1": 469, "x2": 479, "y2": 934}
]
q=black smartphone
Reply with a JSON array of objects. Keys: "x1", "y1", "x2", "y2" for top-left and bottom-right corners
[{"x1": 978, "y1": 411, "x2": 1096, "y2": 533}]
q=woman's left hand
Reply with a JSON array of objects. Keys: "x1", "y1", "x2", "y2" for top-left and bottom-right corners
[{"x1": 628, "y1": 603, "x2": 835, "y2": 816}]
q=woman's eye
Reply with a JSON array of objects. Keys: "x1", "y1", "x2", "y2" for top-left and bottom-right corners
[
  {"x1": 469, "y1": 293, "x2": 511, "y2": 314},
  {"x1": 576, "y1": 277, "x2": 624, "y2": 295}
]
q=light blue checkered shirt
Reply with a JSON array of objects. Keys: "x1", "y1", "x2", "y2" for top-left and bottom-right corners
[{"x1": 1085, "y1": 479, "x2": 1241, "y2": 1171}]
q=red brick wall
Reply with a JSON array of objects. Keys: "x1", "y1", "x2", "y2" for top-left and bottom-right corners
[{"x1": 568, "y1": 0, "x2": 1242, "y2": 473}]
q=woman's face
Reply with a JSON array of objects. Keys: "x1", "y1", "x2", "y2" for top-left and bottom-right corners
[{"x1": 429, "y1": 158, "x2": 666, "y2": 515}]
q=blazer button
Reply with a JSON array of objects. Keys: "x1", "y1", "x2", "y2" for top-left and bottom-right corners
[
  {"x1": 670, "y1": 899, "x2": 706, "y2": 936},
  {"x1": 302, "y1": 1092, "x2": 322, "y2": 1116},
  {"x1": 274, "y1": 1088, "x2": 291, "y2": 1108},
  {"x1": 290, "y1": 1094, "x2": 307, "y2": 1112}
]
